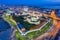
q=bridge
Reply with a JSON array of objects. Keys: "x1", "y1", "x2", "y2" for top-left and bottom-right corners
[{"x1": 34, "y1": 10, "x2": 60, "y2": 40}]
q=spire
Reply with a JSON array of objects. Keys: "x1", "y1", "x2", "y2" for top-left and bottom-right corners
[
  {"x1": 50, "y1": 10, "x2": 56, "y2": 19},
  {"x1": 50, "y1": 10, "x2": 60, "y2": 20}
]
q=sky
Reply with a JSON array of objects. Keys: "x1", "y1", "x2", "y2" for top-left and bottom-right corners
[
  {"x1": 0, "y1": 0, "x2": 60, "y2": 5},
  {"x1": 0, "y1": 0, "x2": 60, "y2": 9}
]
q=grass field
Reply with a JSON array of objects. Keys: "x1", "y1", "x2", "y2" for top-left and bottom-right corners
[
  {"x1": 4, "y1": 14, "x2": 27, "y2": 40},
  {"x1": 4, "y1": 14, "x2": 53, "y2": 40},
  {"x1": 4, "y1": 15, "x2": 17, "y2": 27},
  {"x1": 15, "y1": 19, "x2": 53, "y2": 40},
  {"x1": 12, "y1": 15, "x2": 36, "y2": 30}
]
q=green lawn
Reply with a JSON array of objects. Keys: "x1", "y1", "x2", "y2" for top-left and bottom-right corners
[
  {"x1": 4, "y1": 14, "x2": 53, "y2": 40},
  {"x1": 15, "y1": 30, "x2": 27, "y2": 40},
  {"x1": 4, "y1": 14, "x2": 21, "y2": 32},
  {"x1": 26, "y1": 19, "x2": 53, "y2": 38},
  {"x1": 4, "y1": 15, "x2": 17, "y2": 27},
  {"x1": 12, "y1": 15, "x2": 45, "y2": 30},
  {"x1": 16, "y1": 19, "x2": 53, "y2": 40},
  {"x1": 4, "y1": 14, "x2": 27, "y2": 40},
  {"x1": 12, "y1": 15, "x2": 36, "y2": 30}
]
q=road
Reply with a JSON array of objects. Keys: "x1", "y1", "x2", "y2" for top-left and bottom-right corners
[{"x1": 34, "y1": 10, "x2": 60, "y2": 40}]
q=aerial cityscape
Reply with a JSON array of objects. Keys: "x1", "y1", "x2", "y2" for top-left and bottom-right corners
[
  {"x1": 0, "y1": 0, "x2": 60, "y2": 40},
  {"x1": 0, "y1": 5, "x2": 60, "y2": 40}
]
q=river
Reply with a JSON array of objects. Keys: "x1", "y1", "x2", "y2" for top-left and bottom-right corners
[{"x1": 0, "y1": 18, "x2": 12, "y2": 40}]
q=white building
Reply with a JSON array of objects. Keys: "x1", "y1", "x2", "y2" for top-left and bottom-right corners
[
  {"x1": 22, "y1": 7, "x2": 29, "y2": 15},
  {"x1": 25, "y1": 16, "x2": 40, "y2": 25}
]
